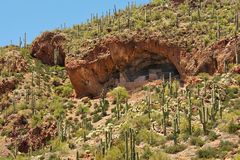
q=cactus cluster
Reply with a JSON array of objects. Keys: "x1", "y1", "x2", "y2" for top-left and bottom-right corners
[{"x1": 124, "y1": 128, "x2": 139, "y2": 160}]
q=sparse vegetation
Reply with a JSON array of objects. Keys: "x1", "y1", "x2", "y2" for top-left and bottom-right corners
[{"x1": 0, "y1": 0, "x2": 240, "y2": 159}]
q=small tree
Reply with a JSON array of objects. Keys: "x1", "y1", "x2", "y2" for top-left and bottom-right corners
[{"x1": 110, "y1": 86, "x2": 129, "y2": 119}]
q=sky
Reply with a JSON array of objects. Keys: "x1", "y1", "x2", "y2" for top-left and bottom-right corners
[{"x1": 0, "y1": 0, "x2": 150, "y2": 46}]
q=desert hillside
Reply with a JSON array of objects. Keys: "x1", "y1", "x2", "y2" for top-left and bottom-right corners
[{"x1": 0, "y1": 0, "x2": 240, "y2": 160}]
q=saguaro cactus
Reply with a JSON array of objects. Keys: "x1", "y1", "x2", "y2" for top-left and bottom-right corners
[
  {"x1": 199, "y1": 100, "x2": 209, "y2": 135},
  {"x1": 24, "y1": 32, "x2": 27, "y2": 48},
  {"x1": 124, "y1": 128, "x2": 137, "y2": 160},
  {"x1": 145, "y1": 87, "x2": 152, "y2": 119},
  {"x1": 173, "y1": 116, "x2": 179, "y2": 145},
  {"x1": 19, "y1": 37, "x2": 22, "y2": 48},
  {"x1": 236, "y1": 12, "x2": 239, "y2": 31},
  {"x1": 31, "y1": 91, "x2": 36, "y2": 115},
  {"x1": 224, "y1": 58, "x2": 228, "y2": 73},
  {"x1": 125, "y1": 131, "x2": 129, "y2": 160},
  {"x1": 218, "y1": 100, "x2": 223, "y2": 119},
  {"x1": 185, "y1": 90, "x2": 192, "y2": 135},
  {"x1": 76, "y1": 150, "x2": 79, "y2": 160},
  {"x1": 162, "y1": 98, "x2": 170, "y2": 136},
  {"x1": 235, "y1": 42, "x2": 239, "y2": 64}
]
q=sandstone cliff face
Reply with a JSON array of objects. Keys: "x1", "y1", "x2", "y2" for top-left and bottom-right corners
[
  {"x1": 31, "y1": 32, "x2": 66, "y2": 66},
  {"x1": 32, "y1": 32, "x2": 237, "y2": 98}
]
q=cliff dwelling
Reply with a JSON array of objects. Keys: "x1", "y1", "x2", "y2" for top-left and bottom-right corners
[{"x1": 109, "y1": 52, "x2": 180, "y2": 90}]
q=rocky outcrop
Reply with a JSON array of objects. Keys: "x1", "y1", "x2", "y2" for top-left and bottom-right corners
[
  {"x1": 5, "y1": 114, "x2": 57, "y2": 153},
  {"x1": 66, "y1": 33, "x2": 237, "y2": 98},
  {"x1": 32, "y1": 31, "x2": 237, "y2": 98},
  {"x1": 31, "y1": 32, "x2": 66, "y2": 66},
  {"x1": 17, "y1": 122, "x2": 57, "y2": 153},
  {"x1": 186, "y1": 37, "x2": 239, "y2": 74}
]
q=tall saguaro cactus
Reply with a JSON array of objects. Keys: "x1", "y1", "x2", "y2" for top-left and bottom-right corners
[
  {"x1": 185, "y1": 90, "x2": 192, "y2": 135},
  {"x1": 173, "y1": 116, "x2": 179, "y2": 145},
  {"x1": 124, "y1": 128, "x2": 137, "y2": 160},
  {"x1": 24, "y1": 32, "x2": 27, "y2": 48},
  {"x1": 235, "y1": 41, "x2": 239, "y2": 64},
  {"x1": 199, "y1": 99, "x2": 209, "y2": 135}
]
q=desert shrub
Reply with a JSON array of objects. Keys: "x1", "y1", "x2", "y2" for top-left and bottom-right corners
[
  {"x1": 192, "y1": 124, "x2": 202, "y2": 136},
  {"x1": 232, "y1": 99, "x2": 240, "y2": 110},
  {"x1": 141, "y1": 145, "x2": 153, "y2": 160},
  {"x1": 149, "y1": 151, "x2": 170, "y2": 160},
  {"x1": 208, "y1": 131, "x2": 218, "y2": 141},
  {"x1": 219, "y1": 140, "x2": 235, "y2": 152},
  {"x1": 48, "y1": 154, "x2": 61, "y2": 160},
  {"x1": 76, "y1": 103, "x2": 89, "y2": 116},
  {"x1": 226, "y1": 87, "x2": 239, "y2": 99},
  {"x1": 136, "y1": 128, "x2": 166, "y2": 146},
  {"x1": 197, "y1": 147, "x2": 218, "y2": 159},
  {"x1": 164, "y1": 144, "x2": 186, "y2": 154},
  {"x1": 104, "y1": 146, "x2": 122, "y2": 160},
  {"x1": 131, "y1": 115, "x2": 151, "y2": 130},
  {"x1": 110, "y1": 86, "x2": 129, "y2": 102},
  {"x1": 0, "y1": 118, "x2": 4, "y2": 127},
  {"x1": 92, "y1": 113, "x2": 102, "y2": 123},
  {"x1": 54, "y1": 84, "x2": 73, "y2": 97},
  {"x1": 75, "y1": 128, "x2": 89, "y2": 139},
  {"x1": 50, "y1": 138, "x2": 70, "y2": 152},
  {"x1": 190, "y1": 137, "x2": 205, "y2": 147},
  {"x1": 31, "y1": 114, "x2": 42, "y2": 128},
  {"x1": 179, "y1": 117, "x2": 189, "y2": 134},
  {"x1": 228, "y1": 120, "x2": 240, "y2": 134},
  {"x1": 198, "y1": 73, "x2": 210, "y2": 80},
  {"x1": 50, "y1": 97, "x2": 65, "y2": 120}
]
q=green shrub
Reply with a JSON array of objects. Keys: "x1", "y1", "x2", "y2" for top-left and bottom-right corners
[
  {"x1": 164, "y1": 144, "x2": 186, "y2": 154},
  {"x1": 136, "y1": 128, "x2": 166, "y2": 146},
  {"x1": 0, "y1": 118, "x2": 4, "y2": 127},
  {"x1": 219, "y1": 140, "x2": 235, "y2": 152},
  {"x1": 208, "y1": 131, "x2": 218, "y2": 141},
  {"x1": 50, "y1": 138, "x2": 70, "y2": 152},
  {"x1": 141, "y1": 145, "x2": 153, "y2": 160},
  {"x1": 149, "y1": 151, "x2": 170, "y2": 160},
  {"x1": 129, "y1": 115, "x2": 151, "y2": 130},
  {"x1": 110, "y1": 86, "x2": 129, "y2": 102},
  {"x1": 76, "y1": 103, "x2": 89, "y2": 115},
  {"x1": 75, "y1": 128, "x2": 89, "y2": 139},
  {"x1": 54, "y1": 84, "x2": 73, "y2": 97},
  {"x1": 190, "y1": 137, "x2": 205, "y2": 147},
  {"x1": 226, "y1": 87, "x2": 239, "y2": 99},
  {"x1": 104, "y1": 146, "x2": 122, "y2": 160},
  {"x1": 228, "y1": 120, "x2": 240, "y2": 134},
  {"x1": 197, "y1": 147, "x2": 218, "y2": 159},
  {"x1": 92, "y1": 113, "x2": 102, "y2": 123}
]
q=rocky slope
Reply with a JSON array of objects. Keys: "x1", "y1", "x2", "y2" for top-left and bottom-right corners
[{"x1": 1, "y1": 0, "x2": 239, "y2": 159}]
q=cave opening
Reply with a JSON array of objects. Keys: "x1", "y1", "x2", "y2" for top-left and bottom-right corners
[{"x1": 111, "y1": 52, "x2": 180, "y2": 90}]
